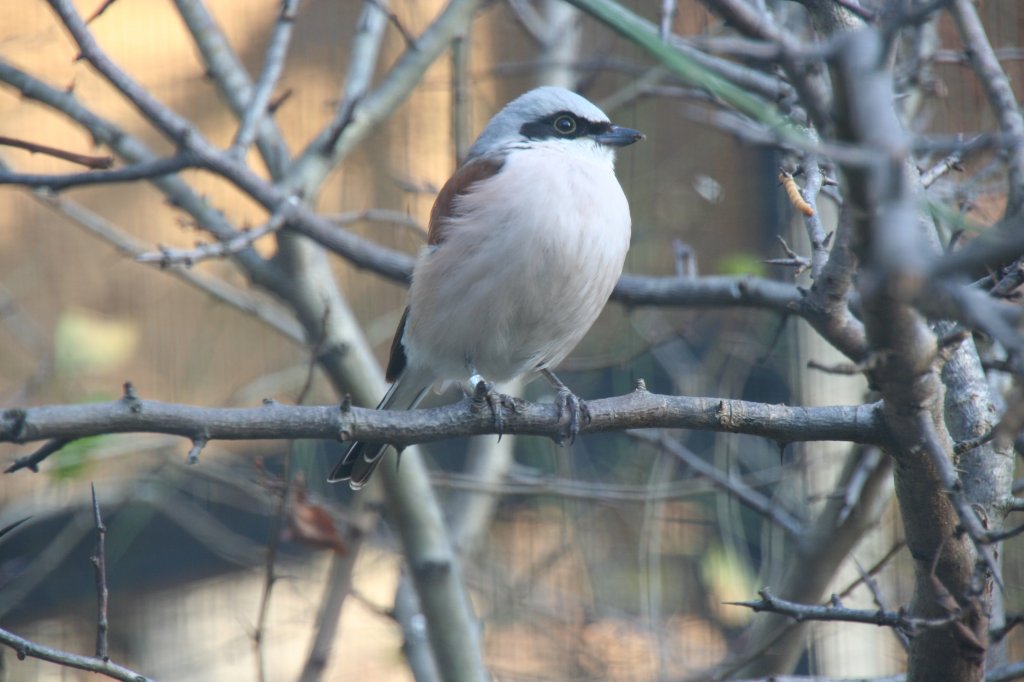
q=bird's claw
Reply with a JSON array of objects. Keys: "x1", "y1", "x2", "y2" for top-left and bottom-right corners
[
  {"x1": 471, "y1": 378, "x2": 509, "y2": 440},
  {"x1": 554, "y1": 387, "x2": 589, "y2": 446}
]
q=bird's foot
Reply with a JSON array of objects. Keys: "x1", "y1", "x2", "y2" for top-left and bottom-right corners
[
  {"x1": 540, "y1": 368, "x2": 590, "y2": 446},
  {"x1": 468, "y1": 375, "x2": 513, "y2": 440},
  {"x1": 553, "y1": 386, "x2": 590, "y2": 446}
]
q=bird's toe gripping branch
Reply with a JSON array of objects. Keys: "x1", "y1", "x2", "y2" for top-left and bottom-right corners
[
  {"x1": 554, "y1": 387, "x2": 590, "y2": 446},
  {"x1": 469, "y1": 375, "x2": 515, "y2": 440},
  {"x1": 540, "y1": 368, "x2": 589, "y2": 446}
]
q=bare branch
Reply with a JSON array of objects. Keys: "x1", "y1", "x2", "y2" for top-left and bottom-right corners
[
  {"x1": 562, "y1": 0, "x2": 804, "y2": 138},
  {"x1": 730, "y1": 587, "x2": 957, "y2": 634},
  {"x1": 429, "y1": 468, "x2": 787, "y2": 502},
  {"x1": 186, "y1": 437, "x2": 207, "y2": 465},
  {"x1": 613, "y1": 272, "x2": 801, "y2": 310},
  {"x1": 253, "y1": 452, "x2": 292, "y2": 682},
  {"x1": 230, "y1": 0, "x2": 300, "y2": 158},
  {"x1": 136, "y1": 196, "x2": 299, "y2": 267},
  {"x1": 285, "y1": 0, "x2": 481, "y2": 188},
  {"x1": 633, "y1": 430, "x2": 805, "y2": 539},
  {"x1": 367, "y1": 0, "x2": 415, "y2": 48},
  {"x1": 697, "y1": 0, "x2": 834, "y2": 130},
  {"x1": 4, "y1": 438, "x2": 71, "y2": 473},
  {"x1": 767, "y1": 234, "x2": 812, "y2": 276},
  {"x1": 24, "y1": 187, "x2": 305, "y2": 345},
  {"x1": 0, "y1": 626, "x2": 152, "y2": 682},
  {"x1": 921, "y1": 144, "x2": 968, "y2": 189},
  {"x1": 831, "y1": 26, "x2": 1001, "y2": 678},
  {"x1": 0, "y1": 135, "x2": 113, "y2": 168},
  {"x1": 0, "y1": 58, "x2": 287, "y2": 287},
  {"x1": 836, "y1": 540, "x2": 907, "y2": 600},
  {"x1": 172, "y1": 0, "x2": 290, "y2": 177},
  {"x1": 86, "y1": 0, "x2": 119, "y2": 24},
  {"x1": 89, "y1": 484, "x2": 109, "y2": 661},
  {"x1": 1, "y1": 391, "x2": 889, "y2": 474},
  {"x1": 948, "y1": 0, "x2": 1024, "y2": 219},
  {"x1": 0, "y1": 153, "x2": 200, "y2": 190}
]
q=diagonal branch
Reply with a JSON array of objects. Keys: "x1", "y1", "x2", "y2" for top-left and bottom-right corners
[
  {"x1": 0, "y1": 135, "x2": 113, "y2": 168},
  {"x1": 230, "y1": 0, "x2": 300, "y2": 159},
  {"x1": 633, "y1": 431, "x2": 805, "y2": 539},
  {"x1": 0, "y1": 627, "x2": 152, "y2": 682},
  {"x1": 172, "y1": 0, "x2": 291, "y2": 177}
]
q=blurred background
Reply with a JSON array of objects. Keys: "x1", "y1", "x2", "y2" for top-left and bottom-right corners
[{"x1": 0, "y1": 1, "x2": 1022, "y2": 680}]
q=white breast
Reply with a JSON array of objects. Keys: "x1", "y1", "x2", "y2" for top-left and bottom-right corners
[{"x1": 404, "y1": 142, "x2": 631, "y2": 385}]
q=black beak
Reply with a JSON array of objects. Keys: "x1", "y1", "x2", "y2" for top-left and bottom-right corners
[{"x1": 594, "y1": 124, "x2": 644, "y2": 147}]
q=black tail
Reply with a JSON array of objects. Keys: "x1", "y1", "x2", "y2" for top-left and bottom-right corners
[
  {"x1": 327, "y1": 441, "x2": 389, "y2": 489},
  {"x1": 327, "y1": 371, "x2": 428, "y2": 489}
]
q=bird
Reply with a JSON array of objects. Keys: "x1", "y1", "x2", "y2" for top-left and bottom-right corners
[{"x1": 329, "y1": 86, "x2": 643, "y2": 488}]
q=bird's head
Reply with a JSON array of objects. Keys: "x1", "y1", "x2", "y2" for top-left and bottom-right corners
[{"x1": 467, "y1": 86, "x2": 644, "y2": 162}]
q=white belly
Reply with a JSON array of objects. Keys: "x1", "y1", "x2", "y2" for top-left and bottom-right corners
[{"x1": 404, "y1": 146, "x2": 631, "y2": 384}]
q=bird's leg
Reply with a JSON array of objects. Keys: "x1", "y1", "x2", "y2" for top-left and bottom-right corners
[
  {"x1": 465, "y1": 370, "x2": 508, "y2": 439},
  {"x1": 540, "y1": 368, "x2": 589, "y2": 445}
]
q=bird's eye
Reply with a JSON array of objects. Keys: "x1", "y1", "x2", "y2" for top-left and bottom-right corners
[{"x1": 553, "y1": 115, "x2": 577, "y2": 135}]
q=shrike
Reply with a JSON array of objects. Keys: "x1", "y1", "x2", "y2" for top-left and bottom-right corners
[{"x1": 329, "y1": 86, "x2": 642, "y2": 488}]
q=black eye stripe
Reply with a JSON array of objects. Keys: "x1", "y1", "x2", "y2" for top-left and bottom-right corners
[{"x1": 519, "y1": 112, "x2": 611, "y2": 141}]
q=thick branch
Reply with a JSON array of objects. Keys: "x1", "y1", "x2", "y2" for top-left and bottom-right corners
[
  {"x1": 833, "y1": 28, "x2": 990, "y2": 681},
  {"x1": 1, "y1": 390, "x2": 889, "y2": 474}
]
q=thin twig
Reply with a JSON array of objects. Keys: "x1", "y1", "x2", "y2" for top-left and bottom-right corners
[
  {"x1": 367, "y1": 0, "x2": 415, "y2": 48},
  {"x1": 853, "y1": 558, "x2": 910, "y2": 650},
  {"x1": 921, "y1": 146, "x2": 967, "y2": 189},
  {"x1": 171, "y1": 0, "x2": 291, "y2": 177},
  {"x1": 0, "y1": 135, "x2": 113, "y2": 169},
  {"x1": 86, "y1": 0, "x2": 119, "y2": 23},
  {"x1": 0, "y1": 627, "x2": 152, "y2": 682},
  {"x1": 632, "y1": 430, "x2": 805, "y2": 540},
  {"x1": 89, "y1": 484, "x2": 109, "y2": 661},
  {"x1": 837, "y1": 540, "x2": 907, "y2": 599},
  {"x1": 230, "y1": 0, "x2": 300, "y2": 158},
  {"x1": 186, "y1": 437, "x2": 207, "y2": 465},
  {"x1": 729, "y1": 587, "x2": 957, "y2": 635},
  {"x1": 766, "y1": 234, "x2": 811, "y2": 276},
  {"x1": 26, "y1": 187, "x2": 305, "y2": 344},
  {"x1": 0, "y1": 153, "x2": 199, "y2": 190},
  {"x1": 4, "y1": 438, "x2": 71, "y2": 473},
  {"x1": 253, "y1": 450, "x2": 292, "y2": 682},
  {"x1": 136, "y1": 196, "x2": 299, "y2": 267}
]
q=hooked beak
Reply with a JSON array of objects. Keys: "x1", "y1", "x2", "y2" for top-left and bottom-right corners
[{"x1": 594, "y1": 124, "x2": 645, "y2": 147}]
